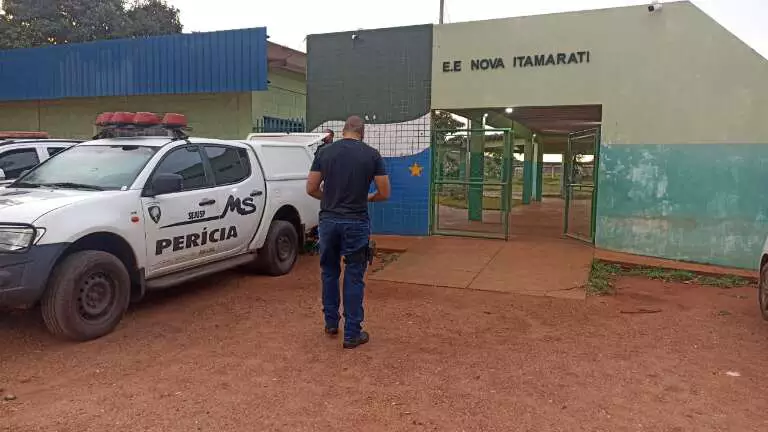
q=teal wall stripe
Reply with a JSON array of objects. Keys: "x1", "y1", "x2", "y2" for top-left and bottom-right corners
[{"x1": 597, "y1": 143, "x2": 768, "y2": 270}]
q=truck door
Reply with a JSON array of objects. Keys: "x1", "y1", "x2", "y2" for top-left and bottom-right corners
[
  {"x1": 201, "y1": 144, "x2": 266, "y2": 257},
  {"x1": 141, "y1": 144, "x2": 227, "y2": 277}
]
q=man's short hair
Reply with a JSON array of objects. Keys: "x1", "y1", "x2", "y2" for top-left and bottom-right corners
[
  {"x1": 342, "y1": 116, "x2": 365, "y2": 136},
  {"x1": 323, "y1": 128, "x2": 334, "y2": 136}
]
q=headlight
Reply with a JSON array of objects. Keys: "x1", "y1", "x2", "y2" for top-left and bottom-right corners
[
  {"x1": 34, "y1": 227, "x2": 46, "y2": 244},
  {"x1": 0, "y1": 224, "x2": 38, "y2": 253}
]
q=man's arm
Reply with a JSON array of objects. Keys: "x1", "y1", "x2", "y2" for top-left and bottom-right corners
[
  {"x1": 306, "y1": 171, "x2": 323, "y2": 200},
  {"x1": 306, "y1": 154, "x2": 323, "y2": 200},
  {"x1": 368, "y1": 175, "x2": 391, "y2": 202},
  {"x1": 368, "y1": 151, "x2": 391, "y2": 202}
]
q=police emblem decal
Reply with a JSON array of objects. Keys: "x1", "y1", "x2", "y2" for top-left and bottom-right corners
[{"x1": 148, "y1": 205, "x2": 162, "y2": 224}]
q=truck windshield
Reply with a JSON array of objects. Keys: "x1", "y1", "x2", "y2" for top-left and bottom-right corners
[{"x1": 13, "y1": 145, "x2": 158, "y2": 191}]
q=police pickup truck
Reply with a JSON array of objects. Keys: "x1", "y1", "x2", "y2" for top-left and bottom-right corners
[{"x1": 0, "y1": 112, "x2": 322, "y2": 341}]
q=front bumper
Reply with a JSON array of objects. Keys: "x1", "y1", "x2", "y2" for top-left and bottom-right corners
[{"x1": 0, "y1": 243, "x2": 69, "y2": 307}]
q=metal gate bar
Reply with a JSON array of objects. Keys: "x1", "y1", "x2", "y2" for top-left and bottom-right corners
[
  {"x1": 564, "y1": 127, "x2": 600, "y2": 243},
  {"x1": 430, "y1": 127, "x2": 513, "y2": 240}
]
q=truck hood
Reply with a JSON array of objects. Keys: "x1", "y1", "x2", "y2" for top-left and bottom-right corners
[{"x1": 0, "y1": 188, "x2": 114, "y2": 224}]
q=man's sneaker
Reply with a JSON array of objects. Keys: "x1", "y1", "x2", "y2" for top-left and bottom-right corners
[
  {"x1": 343, "y1": 331, "x2": 370, "y2": 349},
  {"x1": 325, "y1": 327, "x2": 339, "y2": 337}
]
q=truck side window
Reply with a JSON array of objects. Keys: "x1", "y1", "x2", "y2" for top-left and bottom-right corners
[
  {"x1": 0, "y1": 148, "x2": 40, "y2": 179},
  {"x1": 153, "y1": 146, "x2": 208, "y2": 190},
  {"x1": 204, "y1": 146, "x2": 251, "y2": 185},
  {"x1": 47, "y1": 147, "x2": 67, "y2": 156}
]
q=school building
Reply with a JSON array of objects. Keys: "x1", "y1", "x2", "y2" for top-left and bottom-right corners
[{"x1": 306, "y1": 1, "x2": 768, "y2": 270}]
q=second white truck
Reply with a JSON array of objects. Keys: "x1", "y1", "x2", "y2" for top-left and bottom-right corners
[{"x1": 0, "y1": 112, "x2": 323, "y2": 341}]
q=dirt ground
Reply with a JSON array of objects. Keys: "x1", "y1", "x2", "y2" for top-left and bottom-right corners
[{"x1": 2, "y1": 256, "x2": 768, "y2": 432}]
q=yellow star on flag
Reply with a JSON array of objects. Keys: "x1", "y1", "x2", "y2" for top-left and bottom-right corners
[{"x1": 409, "y1": 162, "x2": 424, "y2": 177}]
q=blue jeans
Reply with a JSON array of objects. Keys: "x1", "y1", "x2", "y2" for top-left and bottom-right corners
[{"x1": 319, "y1": 218, "x2": 370, "y2": 340}]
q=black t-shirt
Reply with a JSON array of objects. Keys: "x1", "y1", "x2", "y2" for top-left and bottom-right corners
[{"x1": 310, "y1": 138, "x2": 386, "y2": 220}]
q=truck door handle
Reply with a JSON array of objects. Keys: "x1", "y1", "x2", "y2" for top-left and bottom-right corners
[
  {"x1": 198, "y1": 199, "x2": 216, "y2": 206},
  {"x1": 250, "y1": 190, "x2": 263, "y2": 197}
]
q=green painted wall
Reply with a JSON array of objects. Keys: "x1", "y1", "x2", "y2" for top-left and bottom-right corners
[
  {"x1": 252, "y1": 69, "x2": 307, "y2": 123},
  {"x1": 0, "y1": 93, "x2": 253, "y2": 140},
  {"x1": 0, "y1": 69, "x2": 307, "y2": 139},
  {"x1": 597, "y1": 143, "x2": 768, "y2": 270}
]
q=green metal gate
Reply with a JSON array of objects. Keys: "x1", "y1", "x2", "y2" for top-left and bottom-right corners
[
  {"x1": 564, "y1": 128, "x2": 601, "y2": 243},
  {"x1": 252, "y1": 116, "x2": 306, "y2": 133},
  {"x1": 430, "y1": 128, "x2": 514, "y2": 240}
]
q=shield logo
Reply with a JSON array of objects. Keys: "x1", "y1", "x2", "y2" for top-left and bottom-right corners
[{"x1": 148, "y1": 205, "x2": 162, "y2": 224}]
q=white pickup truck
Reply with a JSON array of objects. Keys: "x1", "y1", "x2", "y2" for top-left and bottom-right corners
[{"x1": 0, "y1": 112, "x2": 322, "y2": 341}]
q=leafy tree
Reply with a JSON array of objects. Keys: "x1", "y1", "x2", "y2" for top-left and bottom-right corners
[
  {"x1": 0, "y1": 0, "x2": 182, "y2": 50},
  {"x1": 432, "y1": 109, "x2": 464, "y2": 139},
  {"x1": 125, "y1": 0, "x2": 182, "y2": 38}
]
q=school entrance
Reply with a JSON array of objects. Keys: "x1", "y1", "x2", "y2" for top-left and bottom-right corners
[{"x1": 429, "y1": 105, "x2": 602, "y2": 243}]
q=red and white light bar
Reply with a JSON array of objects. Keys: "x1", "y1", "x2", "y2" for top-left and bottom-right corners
[{"x1": 95, "y1": 112, "x2": 188, "y2": 128}]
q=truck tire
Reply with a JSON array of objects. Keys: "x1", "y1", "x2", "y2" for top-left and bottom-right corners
[
  {"x1": 41, "y1": 251, "x2": 131, "y2": 341},
  {"x1": 253, "y1": 220, "x2": 299, "y2": 276}
]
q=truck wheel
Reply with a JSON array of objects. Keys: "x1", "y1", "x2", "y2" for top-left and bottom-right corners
[
  {"x1": 41, "y1": 251, "x2": 131, "y2": 341},
  {"x1": 254, "y1": 220, "x2": 299, "y2": 276},
  {"x1": 760, "y1": 264, "x2": 768, "y2": 321}
]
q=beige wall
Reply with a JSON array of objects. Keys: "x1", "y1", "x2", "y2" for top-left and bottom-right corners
[
  {"x1": 252, "y1": 69, "x2": 307, "y2": 122},
  {"x1": 432, "y1": 2, "x2": 768, "y2": 145},
  {"x1": 0, "y1": 93, "x2": 253, "y2": 140}
]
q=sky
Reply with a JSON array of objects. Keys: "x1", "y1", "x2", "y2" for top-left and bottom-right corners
[{"x1": 167, "y1": 0, "x2": 768, "y2": 58}]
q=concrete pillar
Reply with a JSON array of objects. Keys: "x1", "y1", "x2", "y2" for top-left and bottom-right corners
[
  {"x1": 535, "y1": 145, "x2": 544, "y2": 201},
  {"x1": 468, "y1": 115, "x2": 484, "y2": 221},
  {"x1": 560, "y1": 152, "x2": 567, "y2": 199},
  {"x1": 522, "y1": 138, "x2": 533, "y2": 205},
  {"x1": 531, "y1": 139, "x2": 539, "y2": 202}
]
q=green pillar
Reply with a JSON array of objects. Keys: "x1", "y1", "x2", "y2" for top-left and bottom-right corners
[
  {"x1": 531, "y1": 140, "x2": 538, "y2": 202},
  {"x1": 560, "y1": 152, "x2": 567, "y2": 199},
  {"x1": 535, "y1": 143, "x2": 544, "y2": 201},
  {"x1": 468, "y1": 117, "x2": 484, "y2": 221},
  {"x1": 522, "y1": 138, "x2": 533, "y2": 205}
]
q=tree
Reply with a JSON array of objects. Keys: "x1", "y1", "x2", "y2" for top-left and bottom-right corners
[
  {"x1": 432, "y1": 110, "x2": 464, "y2": 137},
  {"x1": 432, "y1": 111, "x2": 466, "y2": 200},
  {"x1": 0, "y1": 0, "x2": 182, "y2": 50},
  {"x1": 125, "y1": 0, "x2": 182, "y2": 38}
]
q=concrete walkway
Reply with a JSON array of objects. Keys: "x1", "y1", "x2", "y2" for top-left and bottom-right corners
[
  {"x1": 370, "y1": 235, "x2": 592, "y2": 300},
  {"x1": 370, "y1": 198, "x2": 757, "y2": 299},
  {"x1": 371, "y1": 199, "x2": 594, "y2": 300}
]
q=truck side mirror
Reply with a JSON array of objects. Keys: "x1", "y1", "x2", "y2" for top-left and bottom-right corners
[{"x1": 149, "y1": 173, "x2": 183, "y2": 196}]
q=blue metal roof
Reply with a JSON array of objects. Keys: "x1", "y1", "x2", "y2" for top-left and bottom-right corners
[{"x1": 0, "y1": 28, "x2": 268, "y2": 101}]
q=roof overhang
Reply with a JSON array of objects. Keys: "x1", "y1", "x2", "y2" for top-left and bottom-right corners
[{"x1": 267, "y1": 42, "x2": 306, "y2": 76}]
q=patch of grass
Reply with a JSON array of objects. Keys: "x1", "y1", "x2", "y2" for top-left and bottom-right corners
[
  {"x1": 696, "y1": 275, "x2": 751, "y2": 289},
  {"x1": 586, "y1": 260, "x2": 752, "y2": 295},
  {"x1": 371, "y1": 252, "x2": 401, "y2": 274},
  {"x1": 625, "y1": 267, "x2": 696, "y2": 283},
  {"x1": 587, "y1": 260, "x2": 622, "y2": 296},
  {"x1": 624, "y1": 266, "x2": 750, "y2": 288}
]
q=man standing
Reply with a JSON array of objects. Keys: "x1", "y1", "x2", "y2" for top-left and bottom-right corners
[
  {"x1": 316, "y1": 128, "x2": 334, "y2": 153},
  {"x1": 306, "y1": 116, "x2": 390, "y2": 349}
]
